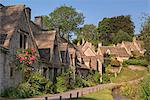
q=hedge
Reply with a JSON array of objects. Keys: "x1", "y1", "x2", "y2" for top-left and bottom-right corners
[{"x1": 123, "y1": 59, "x2": 148, "y2": 66}]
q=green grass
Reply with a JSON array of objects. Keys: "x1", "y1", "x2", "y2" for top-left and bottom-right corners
[
  {"x1": 110, "y1": 67, "x2": 148, "y2": 83},
  {"x1": 77, "y1": 89, "x2": 113, "y2": 100}
]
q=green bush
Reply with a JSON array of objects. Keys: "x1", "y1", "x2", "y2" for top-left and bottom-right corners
[
  {"x1": 123, "y1": 59, "x2": 148, "y2": 66},
  {"x1": 102, "y1": 73, "x2": 111, "y2": 84},
  {"x1": 0, "y1": 87, "x2": 17, "y2": 98},
  {"x1": 1, "y1": 72, "x2": 53, "y2": 98},
  {"x1": 120, "y1": 83, "x2": 139, "y2": 98},
  {"x1": 140, "y1": 75, "x2": 150, "y2": 100},
  {"x1": 28, "y1": 72, "x2": 53, "y2": 94},
  {"x1": 54, "y1": 75, "x2": 67, "y2": 93},
  {"x1": 75, "y1": 70, "x2": 100, "y2": 88},
  {"x1": 75, "y1": 75, "x2": 84, "y2": 88},
  {"x1": 54, "y1": 68, "x2": 75, "y2": 93}
]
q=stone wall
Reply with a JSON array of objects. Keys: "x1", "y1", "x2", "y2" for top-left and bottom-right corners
[{"x1": 0, "y1": 51, "x2": 6, "y2": 92}]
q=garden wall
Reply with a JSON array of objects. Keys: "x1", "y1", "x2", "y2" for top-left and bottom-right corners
[{"x1": 0, "y1": 51, "x2": 6, "y2": 92}]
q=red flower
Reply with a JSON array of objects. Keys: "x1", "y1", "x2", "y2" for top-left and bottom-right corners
[
  {"x1": 19, "y1": 57, "x2": 25, "y2": 63},
  {"x1": 30, "y1": 56, "x2": 36, "y2": 61},
  {"x1": 31, "y1": 48, "x2": 36, "y2": 53},
  {"x1": 25, "y1": 51, "x2": 28, "y2": 55},
  {"x1": 28, "y1": 61, "x2": 32, "y2": 65}
]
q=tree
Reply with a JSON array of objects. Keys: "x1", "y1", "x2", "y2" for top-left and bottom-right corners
[
  {"x1": 75, "y1": 24, "x2": 96, "y2": 41},
  {"x1": 98, "y1": 15, "x2": 135, "y2": 45},
  {"x1": 140, "y1": 17, "x2": 150, "y2": 64},
  {"x1": 112, "y1": 30, "x2": 132, "y2": 44},
  {"x1": 74, "y1": 24, "x2": 99, "y2": 47},
  {"x1": 43, "y1": 5, "x2": 84, "y2": 40}
]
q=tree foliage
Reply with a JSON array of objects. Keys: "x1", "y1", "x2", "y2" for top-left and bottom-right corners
[
  {"x1": 112, "y1": 30, "x2": 133, "y2": 44},
  {"x1": 140, "y1": 17, "x2": 150, "y2": 64},
  {"x1": 74, "y1": 24, "x2": 99, "y2": 47},
  {"x1": 43, "y1": 5, "x2": 84, "y2": 40},
  {"x1": 98, "y1": 15, "x2": 135, "y2": 45}
]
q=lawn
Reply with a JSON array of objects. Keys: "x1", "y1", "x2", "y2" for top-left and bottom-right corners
[
  {"x1": 76, "y1": 89, "x2": 113, "y2": 100},
  {"x1": 110, "y1": 67, "x2": 148, "y2": 83}
]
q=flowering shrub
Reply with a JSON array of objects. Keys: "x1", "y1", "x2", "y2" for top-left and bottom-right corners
[
  {"x1": 15, "y1": 48, "x2": 38, "y2": 80},
  {"x1": 16, "y1": 48, "x2": 37, "y2": 69}
]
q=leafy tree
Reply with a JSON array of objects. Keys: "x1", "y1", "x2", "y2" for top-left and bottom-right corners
[
  {"x1": 75, "y1": 24, "x2": 97, "y2": 41},
  {"x1": 75, "y1": 24, "x2": 99, "y2": 47},
  {"x1": 43, "y1": 5, "x2": 84, "y2": 40},
  {"x1": 98, "y1": 15, "x2": 135, "y2": 45},
  {"x1": 140, "y1": 17, "x2": 150, "y2": 64},
  {"x1": 112, "y1": 30, "x2": 132, "y2": 44}
]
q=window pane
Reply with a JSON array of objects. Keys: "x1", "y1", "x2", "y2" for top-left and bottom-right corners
[
  {"x1": 38, "y1": 48, "x2": 50, "y2": 62},
  {"x1": 20, "y1": 34, "x2": 23, "y2": 48}
]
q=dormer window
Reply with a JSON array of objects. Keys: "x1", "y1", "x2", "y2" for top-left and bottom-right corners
[{"x1": 0, "y1": 34, "x2": 7, "y2": 45}]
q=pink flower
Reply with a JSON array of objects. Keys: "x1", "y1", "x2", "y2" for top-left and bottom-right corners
[
  {"x1": 28, "y1": 61, "x2": 32, "y2": 65},
  {"x1": 19, "y1": 57, "x2": 25, "y2": 63},
  {"x1": 30, "y1": 56, "x2": 36, "y2": 61},
  {"x1": 31, "y1": 48, "x2": 36, "y2": 53},
  {"x1": 25, "y1": 51, "x2": 28, "y2": 55}
]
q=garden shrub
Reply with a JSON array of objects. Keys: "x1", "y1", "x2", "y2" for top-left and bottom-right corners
[
  {"x1": 123, "y1": 59, "x2": 148, "y2": 66},
  {"x1": 0, "y1": 72, "x2": 53, "y2": 98},
  {"x1": 28, "y1": 72, "x2": 52, "y2": 93},
  {"x1": 120, "y1": 83, "x2": 139, "y2": 98},
  {"x1": 75, "y1": 70, "x2": 100, "y2": 88},
  {"x1": 28, "y1": 72, "x2": 53, "y2": 94},
  {"x1": 86, "y1": 70, "x2": 100, "y2": 84},
  {"x1": 54, "y1": 75, "x2": 67, "y2": 93},
  {"x1": 0, "y1": 87, "x2": 17, "y2": 98},
  {"x1": 102, "y1": 73, "x2": 111, "y2": 84},
  {"x1": 75, "y1": 75, "x2": 84, "y2": 88},
  {"x1": 54, "y1": 68, "x2": 75, "y2": 93},
  {"x1": 140, "y1": 75, "x2": 150, "y2": 100}
]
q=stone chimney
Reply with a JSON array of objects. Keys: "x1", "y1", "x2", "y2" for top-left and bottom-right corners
[
  {"x1": 25, "y1": 7, "x2": 31, "y2": 21},
  {"x1": 34, "y1": 16, "x2": 43, "y2": 29}
]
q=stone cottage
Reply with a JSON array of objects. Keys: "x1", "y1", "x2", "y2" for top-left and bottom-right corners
[
  {"x1": 76, "y1": 42, "x2": 102, "y2": 80},
  {"x1": 0, "y1": 4, "x2": 39, "y2": 92},
  {"x1": 97, "y1": 45, "x2": 130, "y2": 62},
  {"x1": 117, "y1": 37, "x2": 145, "y2": 56},
  {"x1": 34, "y1": 28, "x2": 77, "y2": 82}
]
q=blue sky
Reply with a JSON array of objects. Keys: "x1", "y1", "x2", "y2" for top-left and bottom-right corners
[{"x1": 1, "y1": 0, "x2": 150, "y2": 34}]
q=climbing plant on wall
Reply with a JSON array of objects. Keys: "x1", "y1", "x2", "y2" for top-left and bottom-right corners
[{"x1": 15, "y1": 48, "x2": 38, "y2": 80}]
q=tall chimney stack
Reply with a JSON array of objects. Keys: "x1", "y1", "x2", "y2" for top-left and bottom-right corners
[
  {"x1": 25, "y1": 7, "x2": 31, "y2": 21},
  {"x1": 34, "y1": 16, "x2": 43, "y2": 29}
]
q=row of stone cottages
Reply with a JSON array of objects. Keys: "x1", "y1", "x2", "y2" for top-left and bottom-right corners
[{"x1": 0, "y1": 4, "x2": 144, "y2": 92}]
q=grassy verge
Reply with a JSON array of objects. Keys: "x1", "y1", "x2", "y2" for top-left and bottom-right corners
[
  {"x1": 77, "y1": 89, "x2": 113, "y2": 100},
  {"x1": 110, "y1": 67, "x2": 148, "y2": 83}
]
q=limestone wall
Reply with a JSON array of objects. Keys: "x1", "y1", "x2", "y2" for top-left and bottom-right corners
[{"x1": 0, "y1": 51, "x2": 5, "y2": 92}]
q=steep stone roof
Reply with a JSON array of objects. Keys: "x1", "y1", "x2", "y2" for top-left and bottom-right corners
[
  {"x1": 0, "y1": 4, "x2": 25, "y2": 47},
  {"x1": 99, "y1": 46, "x2": 130, "y2": 57},
  {"x1": 34, "y1": 30, "x2": 56, "y2": 48}
]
